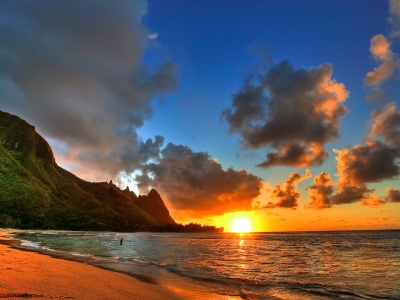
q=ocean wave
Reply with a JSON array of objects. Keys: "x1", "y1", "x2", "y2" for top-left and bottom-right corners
[
  {"x1": 69, "y1": 252, "x2": 91, "y2": 257},
  {"x1": 19, "y1": 240, "x2": 42, "y2": 248}
]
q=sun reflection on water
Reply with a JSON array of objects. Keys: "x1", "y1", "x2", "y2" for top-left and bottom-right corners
[{"x1": 238, "y1": 233, "x2": 247, "y2": 269}]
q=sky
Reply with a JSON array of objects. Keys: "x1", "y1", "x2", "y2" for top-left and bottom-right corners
[{"x1": 1, "y1": 0, "x2": 400, "y2": 232}]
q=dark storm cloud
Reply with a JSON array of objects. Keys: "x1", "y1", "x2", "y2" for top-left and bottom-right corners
[
  {"x1": 266, "y1": 170, "x2": 311, "y2": 209},
  {"x1": 387, "y1": 188, "x2": 400, "y2": 202},
  {"x1": 136, "y1": 142, "x2": 263, "y2": 217},
  {"x1": 257, "y1": 143, "x2": 328, "y2": 168},
  {"x1": 333, "y1": 185, "x2": 375, "y2": 205},
  {"x1": 222, "y1": 60, "x2": 348, "y2": 168},
  {"x1": 139, "y1": 135, "x2": 164, "y2": 161},
  {"x1": 334, "y1": 141, "x2": 400, "y2": 185},
  {"x1": 0, "y1": 0, "x2": 178, "y2": 180}
]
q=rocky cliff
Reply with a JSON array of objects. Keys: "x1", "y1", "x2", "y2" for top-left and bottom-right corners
[{"x1": 135, "y1": 189, "x2": 176, "y2": 226}]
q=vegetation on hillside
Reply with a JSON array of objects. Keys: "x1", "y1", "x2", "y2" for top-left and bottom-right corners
[{"x1": 0, "y1": 110, "x2": 158, "y2": 230}]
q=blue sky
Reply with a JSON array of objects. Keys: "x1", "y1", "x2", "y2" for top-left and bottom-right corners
[
  {"x1": 140, "y1": 0, "x2": 399, "y2": 182},
  {"x1": 1, "y1": 0, "x2": 400, "y2": 230},
  {"x1": 141, "y1": 0, "x2": 386, "y2": 154}
]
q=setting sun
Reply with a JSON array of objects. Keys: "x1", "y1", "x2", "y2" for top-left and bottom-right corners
[{"x1": 231, "y1": 217, "x2": 252, "y2": 233}]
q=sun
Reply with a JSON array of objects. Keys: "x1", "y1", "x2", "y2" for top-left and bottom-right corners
[{"x1": 231, "y1": 217, "x2": 252, "y2": 233}]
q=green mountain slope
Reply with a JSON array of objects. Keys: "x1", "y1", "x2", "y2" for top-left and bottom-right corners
[{"x1": 0, "y1": 110, "x2": 165, "y2": 230}]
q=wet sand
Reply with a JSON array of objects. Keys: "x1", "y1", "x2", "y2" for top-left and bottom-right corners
[{"x1": 0, "y1": 229, "x2": 186, "y2": 299}]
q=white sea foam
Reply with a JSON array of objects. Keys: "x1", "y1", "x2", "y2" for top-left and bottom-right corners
[
  {"x1": 19, "y1": 240, "x2": 42, "y2": 248},
  {"x1": 70, "y1": 252, "x2": 91, "y2": 257}
]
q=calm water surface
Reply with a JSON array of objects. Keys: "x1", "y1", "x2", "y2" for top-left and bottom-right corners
[{"x1": 14, "y1": 230, "x2": 400, "y2": 299}]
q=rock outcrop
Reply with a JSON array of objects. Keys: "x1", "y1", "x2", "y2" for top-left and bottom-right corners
[{"x1": 135, "y1": 189, "x2": 176, "y2": 226}]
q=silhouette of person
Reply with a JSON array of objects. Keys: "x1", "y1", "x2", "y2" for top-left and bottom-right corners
[{"x1": 120, "y1": 238, "x2": 124, "y2": 245}]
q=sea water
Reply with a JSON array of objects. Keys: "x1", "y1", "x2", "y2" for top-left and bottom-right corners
[{"x1": 13, "y1": 230, "x2": 400, "y2": 299}]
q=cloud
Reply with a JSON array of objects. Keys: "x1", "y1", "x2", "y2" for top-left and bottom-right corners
[
  {"x1": 307, "y1": 172, "x2": 335, "y2": 209},
  {"x1": 335, "y1": 103, "x2": 400, "y2": 186},
  {"x1": 308, "y1": 103, "x2": 400, "y2": 209},
  {"x1": 389, "y1": 0, "x2": 400, "y2": 37},
  {"x1": 369, "y1": 34, "x2": 393, "y2": 61},
  {"x1": 333, "y1": 185, "x2": 376, "y2": 206},
  {"x1": 136, "y1": 142, "x2": 263, "y2": 217},
  {"x1": 257, "y1": 143, "x2": 328, "y2": 168},
  {"x1": 328, "y1": 107, "x2": 400, "y2": 207},
  {"x1": 222, "y1": 60, "x2": 348, "y2": 168},
  {"x1": 360, "y1": 193, "x2": 386, "y2": 208},
  {"x1": 334, "y1": 141, "x2": 400, "y2": 186},
  {"x1": 138, "y1": 135, "x2": 165, "y2": 162},
  {"x1": 365, "y1": 1, "x2": 400, "y2": 103},
  {"x1": 369, "y1": 102, "x2": 400, "y2": 147},
  {"x1": 0, "y1": 0, "x2": 178, "y2": 181},
  {"x1": 266, "y1": 169, "x2": 311, "y2": 209},
  {"x1": 307, "y1": 173, "x2": 380, "y2": 209},
  {"x1": 335, "y1": 103, "x2": 400, "y2": 187},
  {"x1": 364, "y1": 34, "x2": 396, "y2": 86},
  {"x1": 390, "y1": 0, "x2": 400, "y2": 17},
  {"x1": 387, "y1": 188, "x2": 400, "y2": 203}
]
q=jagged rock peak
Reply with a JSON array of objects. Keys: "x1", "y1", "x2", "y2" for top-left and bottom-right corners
[
  {"x1": 135, "y1": 189, "x2": 176, "y2": 226},
  {"x1": 148, "y1": 188, "x2": 162, "y2": 199}
]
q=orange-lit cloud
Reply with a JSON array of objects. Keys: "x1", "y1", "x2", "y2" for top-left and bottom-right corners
[
  {"x1": 369, "y1": 34, "x2": 392, "y2": 60},
  {"x1": 223, "y1": 60, "x2": 348, "y2": 168},
  {"x1": 360, "y1": 193, "x2": 386, "y2": 208},
  {"x1": 365, "y1": 1, "x2": 400, "y2": 103},
  {"x1": 334, "y1": 141, "x2": 399, "y2": 186},
  {"x1": 257, "y1": 142, "x2": 328, "y2": 168},
  {"x1": 364, "y1": 34, "x2": 395, "y2": 86},
  {"x1": 136, "y1": 142, "x2": 263, "y2": 218},
  {"x1": 335, "y1": 103, "x2": 400, "y2": 185},
  {"x1": 307, "y1": 174, "x2": 378, "y2": 209},
  {"x1": 307, "y1": 172, "x2": 335, "y2": 209},
  {"x1": 368, "y1": 102, "x2": 400, "y2": 147},
  {"x1": 265, "y1": 169, "x2": 311, "y2": 209},
  {"x1": 308, "y1": 103, "x2": 400, "y2": 209}
]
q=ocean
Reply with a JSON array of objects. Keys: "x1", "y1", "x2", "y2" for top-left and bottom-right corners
[{"x1": 13, "y1": 230, "x2": 400, "y2": 299}]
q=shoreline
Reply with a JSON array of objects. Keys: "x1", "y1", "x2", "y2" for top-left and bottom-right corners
[{"x1": 0, "y1": 229, "x2": 229, "y2": 300}]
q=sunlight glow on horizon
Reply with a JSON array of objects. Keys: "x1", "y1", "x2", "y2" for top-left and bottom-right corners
[{"x1": 231, "y1": 217, "x2": 252, "y2": 233}]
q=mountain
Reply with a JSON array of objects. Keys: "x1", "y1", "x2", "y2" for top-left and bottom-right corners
[
  {"x1": 0, "y1": 110, "x2": 175, "y2": 231},
  {"x1": 134, "y1": 189, "x2": 176, "y2": 226}
]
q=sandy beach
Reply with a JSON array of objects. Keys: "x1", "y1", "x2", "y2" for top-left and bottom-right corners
[{"x1": 0, "y1": 229, "x2": 187, "y2": 300}]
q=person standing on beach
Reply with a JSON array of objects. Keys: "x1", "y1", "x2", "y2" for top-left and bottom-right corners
[{"x1": 120, "y1": 238, "x2": 124, "y2": 245}]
